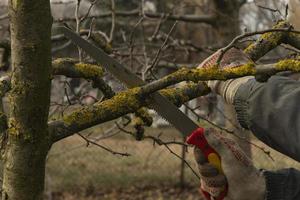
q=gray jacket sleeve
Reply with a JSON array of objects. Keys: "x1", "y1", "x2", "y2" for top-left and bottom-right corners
[{"x1": 233, "y1": 75, "x2": 300, "y2": 200}]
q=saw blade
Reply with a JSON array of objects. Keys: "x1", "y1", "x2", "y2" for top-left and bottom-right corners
[{"x1": 59, "y1": 26, "x2": 199, "y2": 136}]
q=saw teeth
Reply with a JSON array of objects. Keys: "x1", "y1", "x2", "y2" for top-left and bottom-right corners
[{"x1": 150, "y1": 109, "x2": 171, "y2": 125}]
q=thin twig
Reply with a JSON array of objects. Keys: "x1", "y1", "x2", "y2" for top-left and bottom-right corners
[
  {"x1": 115, "y1": 123, "x2": 200, "y2": 179},
  {"x1": 77, "y1": 133, "x2": 131, "y2": 156},
  {"x1": 216, "y1": 27, "x2": 300, "y2": 65},
  {"x1": 184, "y1": 103, "x2": 274, "y2": 161},
  {"x1": 0, "y1": 13, "x2": 8, "y2": 21},
  {"x1": 129, "y1": 17, "x2": 144, "y2": 69},
  {"x1": 109, "y1": 0, "x2": 116, "y2": 43},
  {"x1": 144, "y1": 21, "x2": 178, "y2": 76},
  {"x1": 75, "y1": 0, "x2": 82, "y2": 61},
  {"x1": 163, "y1": 144, "x2": 200, "y2": 179}
]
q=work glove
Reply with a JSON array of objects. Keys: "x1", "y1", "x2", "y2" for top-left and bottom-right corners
[
  {"x1": 198, "y1": 47, "x2": 254, "y2": 104},
  {"x1": 187, "y1": 128, "x2": 266, "y2": 200}
]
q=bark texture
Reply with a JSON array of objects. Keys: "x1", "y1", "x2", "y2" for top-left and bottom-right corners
[{"x1": 2, "y1": 0, "x2": 52, "y2": 199}]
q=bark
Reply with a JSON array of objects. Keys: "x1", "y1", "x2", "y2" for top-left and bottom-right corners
[
  {"x1": 2, "y1": 0, "x2": 52, "y2": 199},
  {"x1": 49, "y1": 82, "x2": 211, "y2": 142}
]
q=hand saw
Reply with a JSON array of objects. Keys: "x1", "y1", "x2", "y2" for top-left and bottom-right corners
[{"x1": 59, "y1": 26, "x2": 227, "y2": 199}]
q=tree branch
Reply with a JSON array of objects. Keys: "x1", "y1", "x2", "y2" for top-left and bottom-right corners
[
  {"x1": 285, "y1": 32, "x2": 300, "y2": 50},
  {"x1": 52, "y1": 58, "x2": 104, "y2": 79},
  {"x1": 55, "y1": 9, "x2": 217, "y2": 25},
  {"x1": 52, "y1": 58, "x2": 116, "y2": 99},
  {"x1": 139, "y1": 58, "x2": 300, "y2": 96},
  {"x1": 0, "y1": 13, "x2": 8, "y2": 21},
  {"x1": 244, "y1": 21, "x2": 292, "y2": 61},
  {"x1": 77, "y1": 133, "x2": 130, "y2": 156},
  {"x1": 49, "y1": 82, "x2": 210, "y2": 143},
  {"x1": 48, "y1": 54, "x2": 300, "y2": 144}
]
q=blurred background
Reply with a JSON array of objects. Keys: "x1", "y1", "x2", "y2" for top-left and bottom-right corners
[{"x1": 0, "y1": 0, "x2": 300, "y2": 199}]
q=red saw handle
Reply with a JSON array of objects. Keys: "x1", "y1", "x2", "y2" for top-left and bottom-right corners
[{"x1": 186, "y1": 128, "x2": 228, "y2": 200}]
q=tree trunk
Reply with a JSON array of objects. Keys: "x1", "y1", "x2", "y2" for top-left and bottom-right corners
[{"x1": 2, "y1": 0, "x2": 52, "y2": 199}]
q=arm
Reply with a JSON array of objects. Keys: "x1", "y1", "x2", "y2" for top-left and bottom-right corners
[
  {"x1": 233, "y1": 75, "x2": 300, "y2": 162},
  {"x1": 201, "y1": 76, "x2": 300, "y2": 200},
  {"x1": 226, "y1": 75, "x2": 300, "y2": 200},
  {"x1": 264, "y1": 168, "x2": 300, "y2": 200},
  {"x1": 198, "y1": 48, "x2": 300, "y2": 200}
]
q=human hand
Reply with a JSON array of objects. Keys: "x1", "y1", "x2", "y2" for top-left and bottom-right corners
[
  {"x1": 197, "y1": 48, "x2": 254, "y2": 104},
  {"x1": 198, "y1": 47, "x2": 251, "y2": 69},
  {"x1": 188, "y1": 128, "x2": 265, "y2": 200}
]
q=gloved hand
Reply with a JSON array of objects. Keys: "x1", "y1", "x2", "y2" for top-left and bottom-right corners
[
  {"x1": 198, "y1": 48, "x2": 254, "y2": 104},
  {"x1": 188, "y1": 128, "x2": 266, "y2": 200}
]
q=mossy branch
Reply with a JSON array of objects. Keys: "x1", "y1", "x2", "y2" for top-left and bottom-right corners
[
  {"x1": 49, "y1": 82, "x2": 210, "y2": 143},
  {"x1": 52, "y1": 58, "x2": 104, "y2": 80},
  {"x1": 52, "y1": 58, "x2": 116, "y2": 99},
  {"x1": 244, "y1": 21, "x2": 291, "y2": 61},
  {"x1": 285, "y1": 32, "x2": 300, "y2": 50},
  {"x1": 49, "y1": 56, "x2": 300, "y2": 143},
  {"x1": 139, "y1": 58, "x2": 300, "y2": 95},
  {"x1": 0, "y1": 59, "x2": 106, "y2": 98}
]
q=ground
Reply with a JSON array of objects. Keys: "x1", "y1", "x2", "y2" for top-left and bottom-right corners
[
  {"x1": 44, "y1": 125, "x2": 300, "y2": 200},
  {"x1": 49, "y1": 185, "x2": 202, "y2": 200}
]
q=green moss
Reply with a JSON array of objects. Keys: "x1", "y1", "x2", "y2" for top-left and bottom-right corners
[
  {"x1": 135, "y1": 108, "x2": 153, "y2": 127},
  {"x1": 63, "y1": 87, "x2": 142, "y2": 127},
  {"x1": 244, "y1": 43, "x2": 256, "y2": 55},
  {"x1": 192, "y1": 66, "x2": 223, "y2": 80},
  {"x1": 223, "y1": 62, "x2": 256, "y2": 76},
  {"x1": 12, "y1": 0, "x2": 21, "y2": 10},
  {"x1": 8, "y1": 118, "x2": 21, "y2": 136},
  {"x1": 260, "y1": 21, "x2": 288, "y2": 45},
  {"x1": 132, "y1": 117, "x2": 144, "y2": 127},
  {"x1": 160, "y1": 88, "x2": 189, "y2": 106},
  {"x1": 52, "y1": 58, "x2": 104, "y2": 80},
  {"x1": 244, "y1": 21, "x2": 289, "y2": 59},
  {"x1": 260, "y1": 32, "x2": 282, "y2": 46},
  {"x1": 190, "y1": 62, "x2": 255, "y2": 81},
  {"x1": 276, "y1": 59, "x2": 300, "y2": 72},
  {"x1": 74, "y1": 63, "x2": 104, "y2": 79}
]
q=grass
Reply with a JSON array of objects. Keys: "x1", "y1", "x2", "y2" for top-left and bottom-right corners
[
  {"x1": 45, "y1": 125, "x2": 300, "y2": 199},
  {"x1": 46, "y1": 126, "x2": 199, "y2": 194}
]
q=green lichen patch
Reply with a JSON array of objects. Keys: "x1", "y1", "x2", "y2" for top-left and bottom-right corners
[
  {"x1": 135, "y1": 108, "x2": 153, "y2": 127},
  {"x1": 63, "y1": 87, "x2": 143, "y2": 128},
  {"x1": 52, "y1": 58, "x2": 104, "y2": 80},
  {"x1": 74, "y1": 63, "x2": 104, "y2": 79},
  {"x1": 223, "y1": 62, "x2": 256, "y2": 77},
  {"x1": 244, "y1": 21, "x2": 290, "y2": 60},
  {"x1": 8, "y1": 118, "x2": 21, "y2": 136},
  {"x1": 276, "y1": 59, "x2": 300, "y2": 72},
  {"x1": 160, "y1": 88, "x2": 190, "y2": 106}
]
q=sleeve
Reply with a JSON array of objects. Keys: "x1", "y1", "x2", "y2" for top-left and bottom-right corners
[
  {"x1": 234, "y1": 75, "x2": 300, "y2": 162},
  {"x1": 264, "y1": 169, "x2": 300, "y2": 200}
]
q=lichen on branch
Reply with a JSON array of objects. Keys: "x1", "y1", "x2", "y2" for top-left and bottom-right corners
[
  {"x1": 140, "y1": 59, "x2": 300, "y2": 95},
  {"x1": 52, "y1": 58, "x2": 104, "y2": 79},
  {"x1": 52, "y1": 58, "x2": 117, "y2": 99},
  {"x1": 49, "y1": 82, "x2": 210, "y2": 142},
  {"x1": 244, "y1": 21, "x2": 291, "y2": 61}
]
